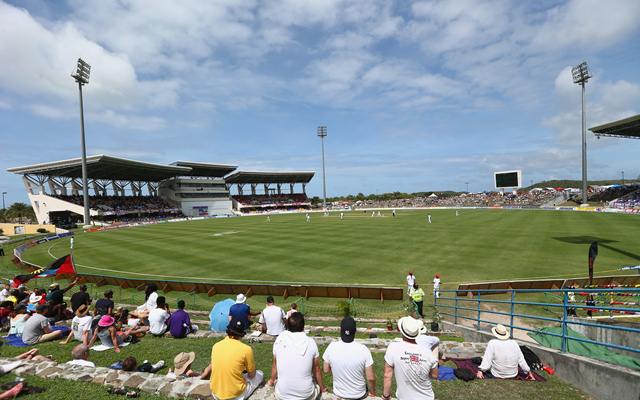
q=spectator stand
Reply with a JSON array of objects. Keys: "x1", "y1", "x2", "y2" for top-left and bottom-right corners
[{"x1": 225, "y1": 170, "x2": 314, "y2": 213}]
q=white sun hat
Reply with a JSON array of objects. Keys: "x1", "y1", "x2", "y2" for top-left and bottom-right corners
[
  {"x1": 398, "y1": 316, "x2": 422, "y2": 340},
  {"x1": 235, "y1": 294, "x2": 247, "y2": 304},
  {"x1": 491, "y1": 324, "x2": 510, "y2": 340}
]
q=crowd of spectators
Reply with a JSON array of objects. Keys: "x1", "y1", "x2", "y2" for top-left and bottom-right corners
[
  {"x1": 2, "y1": 281, "x2": 537, "y2": 400},
  {"x1": 334, "y1": 189, "x2": 561, "y2": 210},
  {"x1": 55, "y1": 195, "x2": 178, "y2": 214},
  {"x1": 234, "y1": 194, "x2": 310, "y2": 207}
]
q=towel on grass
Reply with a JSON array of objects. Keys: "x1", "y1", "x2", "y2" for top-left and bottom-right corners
[
  {"x1": 449, "y1": 358, "x2": 546, "y2": 382},
  {"x1": 91, "y1": 342, "x2": 130, "y2": 352},
  {"x1": 1, "y1": 334, "x2": 28, "y2": 347}
]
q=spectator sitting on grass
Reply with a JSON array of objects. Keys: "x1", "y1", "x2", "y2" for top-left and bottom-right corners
[
  {"x1": 167, "y1": 300, "x2": 197, "y2": 339},
  {"x1": 167, "y1": 352, "x2": 202, "y2": 378},
  {"x1": 208, "y1": 316, "x2": 263, "y2": 400},
  {"x1": 89, "y1": 315, "x2": 147, "y2": 353},
  {"x1": 134, "y1": 283, "x2": 159, "y2": 318},
  {"x1": 94, "y1": 290, "x2": 114, "y2": 316},
  {"x1": 258, "y1": 296, "x2": 286, "y2": 336},
  {"x1": 122, "y1": 356, "x2": 138, "y2": 372},
  {"x1": 70, "y1": 285, "x2": 91, "y2": 313},
  {"x1": 46, "y1": 278, "x2": 79, "y2": 321},
  {"x1": 8, "y1": 304, "x2": 29, "y2": 336},
  {"x1": 285, "y1": 303, "x2": 298, "y2": 320},
  {"x1": 228, "y1": 294, "x2": 259, "y2": 330},
  {"x1": 66, "y1": 344, "x2": 95, "y2": 368},
  {"x1": 60, "y1": 304, "x2": 93, "y2": 346},
  {"x1": 415, "y1": 320, "x2": 440, "y2": 360},
  {"x1": 268, "y1": 312, "x2": 325, "y2": 400},
  {"x1": 149, "y1": 296, "x2": 170, "y2": 336},
  {"x1": 323, "y1": 316, "x2": 376, "y2": 398},
  {"x1": 21, "y1": 304, "x2": 64, "y2": 345},
  {"x1": 476, "y1": 324, "x2": 534, "y2": 380}
]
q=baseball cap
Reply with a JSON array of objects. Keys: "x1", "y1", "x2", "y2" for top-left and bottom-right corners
[
  {"x1": 340, "y1": 316, "x2": 357, "y2": 343},
  {"x1": 227, "y1": 316, "x2": 246, "y2": 337}
]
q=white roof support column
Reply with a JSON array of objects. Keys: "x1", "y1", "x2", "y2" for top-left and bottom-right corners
[{"x1": 71, "y1": 178, "x2": 83, "y2": 196}]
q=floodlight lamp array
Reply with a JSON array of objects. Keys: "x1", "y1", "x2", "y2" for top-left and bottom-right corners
[
  {"x1": 317, "y1": 126, "x2": 327, "y2": 138},
  {"x1": 72, "y1": 58, "x2": 91, "y2": 85},
  {"x1": 571, "y1": 61, "x2": 590, "y2": 84}
]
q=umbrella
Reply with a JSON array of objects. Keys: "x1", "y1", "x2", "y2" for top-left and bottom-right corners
[{"x1": 209, "y1": 298, "x2": 235, "y2": 332}]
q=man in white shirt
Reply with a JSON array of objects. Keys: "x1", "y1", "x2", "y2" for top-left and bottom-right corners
[
  {"x1": 66, "y1": 344, "x2": 95, "y2": 368},
  {"x1": 268, "y1": 312, "x2": 325, "y2": 400},
  {"x1": 61, "y1": 304, "x2": 93, "y2": 346},
  {"x1": 432, "y1": 274, "x2": 441, "y2": 299},
  {"x1": 323, "y1": 317, "x2": 376, "y2": 399},
  {"x1": 259, "y1": 296, "x2": 286, "y2": 336},
  {"x1": 477, "y1": 324, "x2": 534, "y2": 380},
  {"x1": 406, "y1": 272, "x2": 416, "y2": 295},
  {"x1": 148, "y1": 296, "x2": 170, "y2": 336},
  {"x1": 383, "y1": 316, "x2": 438, "y2": 400}
]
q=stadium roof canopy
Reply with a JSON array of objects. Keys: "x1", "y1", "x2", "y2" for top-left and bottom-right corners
[
  {"x1": 590, "y1": 114, "x2": 640, "y2": 139},
  {"x1": 171, "y1": 161, "x2": 237, "y2": 177},
  {"x1": 225, "y1": 170, "x2": 315, "y2": 184},
  {"x1": 7, "y1": 155, "x2": 191, "y2": 181}
]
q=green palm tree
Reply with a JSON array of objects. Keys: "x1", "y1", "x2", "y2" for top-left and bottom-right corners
[{"x1": 6, "y1": 203, "x2": 36, "y2": 224}]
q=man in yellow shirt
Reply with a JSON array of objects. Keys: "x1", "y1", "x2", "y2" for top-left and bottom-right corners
[
  {"x1": 411, "y1": 283, "x2": 425, "y2": 318},
  {"x1": 209, "y1": 316, "x2": 263, "y2": 400}
]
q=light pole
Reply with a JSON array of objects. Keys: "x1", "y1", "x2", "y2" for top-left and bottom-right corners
[
  {"x1": 571, "y1": 61, "x2": 591, "y2": 204},
  {"x1": 71, "y1": 58, "x2": 91, "y2": 226},
  {"x1": 1, "y1": 192, "x2": 6, "y2": 210},
  {"x1": 317, "y1": 126, "x2": 328, "y2": 210},
  {"x1": 621, "y1": 170, "x2": 625, "y2": 185}
]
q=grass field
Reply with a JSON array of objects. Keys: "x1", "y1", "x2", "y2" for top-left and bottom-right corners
[{"x1": 19, "y1": 209, "x2": 640, "y2": 287}]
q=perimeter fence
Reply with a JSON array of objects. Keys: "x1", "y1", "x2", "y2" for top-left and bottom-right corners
[{"x1": 435, "y1": 287, "x2": 640, "y2": 369}]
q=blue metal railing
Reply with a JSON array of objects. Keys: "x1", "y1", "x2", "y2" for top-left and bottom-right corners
[{"x1": 435, "y1": 287, "x2": 640, "y2": 356}]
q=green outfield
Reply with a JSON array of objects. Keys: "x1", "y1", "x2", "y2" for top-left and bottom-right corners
[{"x1": 19, "y1": 209, "x2": 640, "y2": 287}]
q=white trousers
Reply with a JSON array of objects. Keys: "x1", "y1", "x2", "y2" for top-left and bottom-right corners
[{"x1": 216, "y1": 370, "x2": 264, "y2": 400}]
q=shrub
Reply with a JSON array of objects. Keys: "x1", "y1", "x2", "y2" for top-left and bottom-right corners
[{"x1": 36, "y1": 228, "x2": 48, "y2": 233}]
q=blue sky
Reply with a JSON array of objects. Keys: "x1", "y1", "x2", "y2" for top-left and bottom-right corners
[{"x1": 1, "y1": 0, "x2": 639, "y2": 205}]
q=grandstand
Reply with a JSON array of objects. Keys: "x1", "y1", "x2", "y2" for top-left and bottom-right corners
[
  {"x1": 7, "y1": 155, "x2": 314, "y2": 226},
  {"x1": 225, "y1": 170, "x2": 314, "y2": 212}
]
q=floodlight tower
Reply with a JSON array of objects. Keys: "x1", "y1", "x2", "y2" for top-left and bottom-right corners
[
  {"x1": 317, "y1": 126, "x2": 328, "y2": 210},
  {"x1": 1, "y1": 191, "x2": 6, "y2": 210},
  {"x1": 571, "y1": 61, "x2": 591, "y2": 205},
  {"x1": 71, "y1": 58, "x2": 91, "y2": 226}
]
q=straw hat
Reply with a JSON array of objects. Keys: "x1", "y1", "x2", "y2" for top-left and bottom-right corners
[
  {"x1": 75, "y1": 304, "x2": 89, "y2": 317},
  {"x1": 491, "y1": 324, "x2": 510, "y2": 340},
  {"x1": 98, "y1": 315, "x2": 115, "y2": 327},
  {"x1": 398, "y1": 316, "x2": 422, "y2": 340},
  {"x1": 173, "y1": 352, "x2": 196, "y2": 376}
]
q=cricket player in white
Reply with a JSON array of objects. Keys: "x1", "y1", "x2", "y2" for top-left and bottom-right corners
[
  {"x1": 377, "y1": 211, "x2": 381, "y2": 217},
  {"x1": 306, "y1": 213, "x2": 310, "y2": 223},
  {"x1": 433, "y1": 274, "x2": 440, "y2": 299},
  {"x1": 406, "y1": 273, "x2": 416, "y2": 295},
  {"x1": 340, "y1": 212, "x2": 344, "y2": 220},
  {"x1": 455, "y1": 210, "x2": 459, "y2": 217},
  {"x1": 427, "y1": 214, "x2": 432, "y2": 224},
  {"x1": 371, "y1": 211, "x2": 375, "y2": 217},
  {"x1": 392, "y1": 209, "x2": 396, "y2": 217},
  {"x1": 267, "y1": 215, "x2": 271, "y2": 222}
]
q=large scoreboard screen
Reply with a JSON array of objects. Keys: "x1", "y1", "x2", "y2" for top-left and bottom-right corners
[{"x1": 494, "y1": 170, "x2": 522, "y2": 189}]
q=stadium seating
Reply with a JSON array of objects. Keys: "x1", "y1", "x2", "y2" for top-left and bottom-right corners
[{"x1": 233, "y1": 194, "x2": 310, "y2": 207}]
